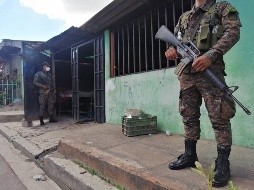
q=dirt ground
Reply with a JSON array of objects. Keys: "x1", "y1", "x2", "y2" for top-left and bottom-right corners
[{"x1": 0, "y1": 101, "x2": 24, "y2": 112}]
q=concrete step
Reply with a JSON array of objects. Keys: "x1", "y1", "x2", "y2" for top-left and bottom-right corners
[
  {"x1": 57, "y1": 139, "x2": 185, "y2": 190},
  {"x1": 0, "y1": 111, "x2": 24, "y2": 123},
  {"x1": 44, "y1": 152, "x2": 118, "y2": 190}
]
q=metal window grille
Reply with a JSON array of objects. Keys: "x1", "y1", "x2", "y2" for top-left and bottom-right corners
[
  {"x1": 0, "y1": 80, "x2": 19, "y2": 106},
  {"x1": 110, "y1": 0, "x2": 193, "y2": 77}
]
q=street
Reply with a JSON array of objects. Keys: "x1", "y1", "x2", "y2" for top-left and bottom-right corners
[
  {"x1": 0, "y1": 133, "x2": 62, "y2": 190},
  {"x1": 0, "y1": 154, "x2": 27, "y2": 190}
]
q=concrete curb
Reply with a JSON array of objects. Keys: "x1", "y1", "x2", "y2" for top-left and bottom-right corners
[
  {"x1": 44, "y1": 153, "x2": 117, "y2": 190},
  {"x1": 0, "y1": 123, "x2": 69, "y2": 190},
  {"x1": 58, "y1": 139, "x2": 186, "y2": 190},
  {"x1": 0, "y1": 123, "x2": 118, "y2": 190},
  {"x1": 44, "y1": 154, "x2": 92, "y2": 190},
  {"x1": 0, "y1": 123, "x2": 43, "y2": 161}
]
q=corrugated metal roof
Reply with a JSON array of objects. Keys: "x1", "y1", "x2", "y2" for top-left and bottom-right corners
[
  {"x1": 41, "y1": 0, "x2": 152, "y2": 52},
  {"x1": 79, "y1": 0, "x2": 149, "y2": 33},
  {"x1": 41, "y1": 26, "x2": 92, "y2": 52},
  {"x1": 0, "y1": 40, "x2": 44, "y2": 59}
]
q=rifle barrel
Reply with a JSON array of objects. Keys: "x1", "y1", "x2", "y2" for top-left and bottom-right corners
[
  {"x1": 204, "y1": 69, "x2": 251, "y2": 115},
  {"x1": 230, "y1": 95, "x2": 252, "y2": 115}
]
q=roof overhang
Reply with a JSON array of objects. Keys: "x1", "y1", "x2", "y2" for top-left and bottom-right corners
[
  {"x1": 0, "y1": 39, "x2": 44, "y2": 59},
  {"x1": 79, "y1": 0, "x2": 150, "y2": 33},
  {"x1": 40, "y1": 26, "x2": 92, "y2": 53},
  {"x1": 0, "y1": 46, "x2": 21, "y2": 59},
  {"x1": 39, "y1": 0, "x2": 164, "y2": 54}
]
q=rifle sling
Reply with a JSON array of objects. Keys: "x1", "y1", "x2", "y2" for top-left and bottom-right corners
[{"x1": 175, "y1": 4, "x2": 215, "y2": 76}]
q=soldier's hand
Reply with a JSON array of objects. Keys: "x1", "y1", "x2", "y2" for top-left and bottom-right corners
[
  {"x1": 192, "y1": 55, "x2": 212, "y2": 72},
  {"x1": 165, "y1": 47, "x2": 178, "y2": 60}
]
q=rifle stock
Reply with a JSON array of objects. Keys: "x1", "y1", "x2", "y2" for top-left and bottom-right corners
[{"x1": 155, "y1": 25, "x2": 180, "y2": 46}]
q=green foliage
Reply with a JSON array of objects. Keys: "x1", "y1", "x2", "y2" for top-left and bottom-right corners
[
  {"x1": 0, "y1": 92, "x2": 7, "y2": 105},
  {"x1": 0, "y1": 92, "x2": 7, "y2": 98},
  {"x1": 192, "y1": 162, "x2": 242, "y2": 190},
  {"x1": 191, "y1": 161, "x2": 215, "y2": 190},
  {"x1": 228, "y1": 181, "x2": 241, "y2": 190}
]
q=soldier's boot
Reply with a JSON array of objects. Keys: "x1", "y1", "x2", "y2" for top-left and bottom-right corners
[
  {"x1": 212, "y1": 146, "x2": 231, "y2": 188},
  {"x1": 168, "y1": 139, "x2": 198, "y2": 170},
  {"x1": 39, "y1": 116, "x2": 45, "y2": 126},
  {"x1": 49, "y1": 115, "x2": 58, "y2": 123}
]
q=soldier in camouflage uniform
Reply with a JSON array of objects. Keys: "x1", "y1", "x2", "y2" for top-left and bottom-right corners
[
  {"x1": 33, "y1": 62, "x2": 58, "y2": 126},
  {"x1": 165, "y1": 0, "x2": 241, "y2": 187}
]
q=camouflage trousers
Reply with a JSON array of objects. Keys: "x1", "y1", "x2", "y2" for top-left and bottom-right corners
[
  {"x1": 39, "y1": 91, "x2": 55, "y2": 116},
  {"x1": 178, "y1": 70, "x2": 236, "y2": 146}
]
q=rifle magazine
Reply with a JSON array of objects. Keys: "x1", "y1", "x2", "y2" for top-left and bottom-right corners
[{"x1": 174, "y1": 62, "x2": 188, "y2": 76}]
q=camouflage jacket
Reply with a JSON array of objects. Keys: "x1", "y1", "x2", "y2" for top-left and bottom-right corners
[
  {"x1": 174, "y1": 0, "x2": 241, "y2": 62},
  {"x1": 33, "y1": 71, "x2": 53, "y2": 93}
]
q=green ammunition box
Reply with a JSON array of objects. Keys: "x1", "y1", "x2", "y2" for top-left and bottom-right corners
[{"x1": 122, "y1": 114, "x2": 157, "y2": 137}]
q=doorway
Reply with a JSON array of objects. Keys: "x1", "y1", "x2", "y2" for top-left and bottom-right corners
[{"x1": 71, "y1": 35, "x2": 105, "y2": 123}]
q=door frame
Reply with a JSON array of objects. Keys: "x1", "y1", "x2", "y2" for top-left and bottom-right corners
[{"x1": 71, "y1": 35, "x2": 105, "y2": 123}]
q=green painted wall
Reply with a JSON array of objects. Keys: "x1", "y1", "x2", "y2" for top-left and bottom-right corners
[{"x1": 104, "y1": 0, "x2": 254, "y2": 148}]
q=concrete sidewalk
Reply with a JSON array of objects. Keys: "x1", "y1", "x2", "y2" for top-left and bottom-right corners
[{"x1": 0, "y1": 117, "x2": 253, "y2": 190}]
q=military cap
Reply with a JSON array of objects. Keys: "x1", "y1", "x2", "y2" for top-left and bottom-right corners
[{"x1": 42, "y1": 61, "x2": 51, "y2": 67}]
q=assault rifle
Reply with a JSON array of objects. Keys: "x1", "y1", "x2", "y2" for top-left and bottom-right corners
[{"x1": 155, "y1": 25, "x2": 251, "y2": 115}]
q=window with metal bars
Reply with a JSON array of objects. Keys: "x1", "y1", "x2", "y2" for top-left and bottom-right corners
[{"x1": 110, "y1": 0, "x2": 194, "y2": 77}]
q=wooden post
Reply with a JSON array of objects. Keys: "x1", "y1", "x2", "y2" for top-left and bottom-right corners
[{"x1": 51, "y1": 52, "x2": 57, "y2": 117}]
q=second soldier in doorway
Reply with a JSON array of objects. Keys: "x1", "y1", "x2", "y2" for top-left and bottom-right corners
[{"x1": 33, "y1": 62, "x2": 58, "y2": 125}]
